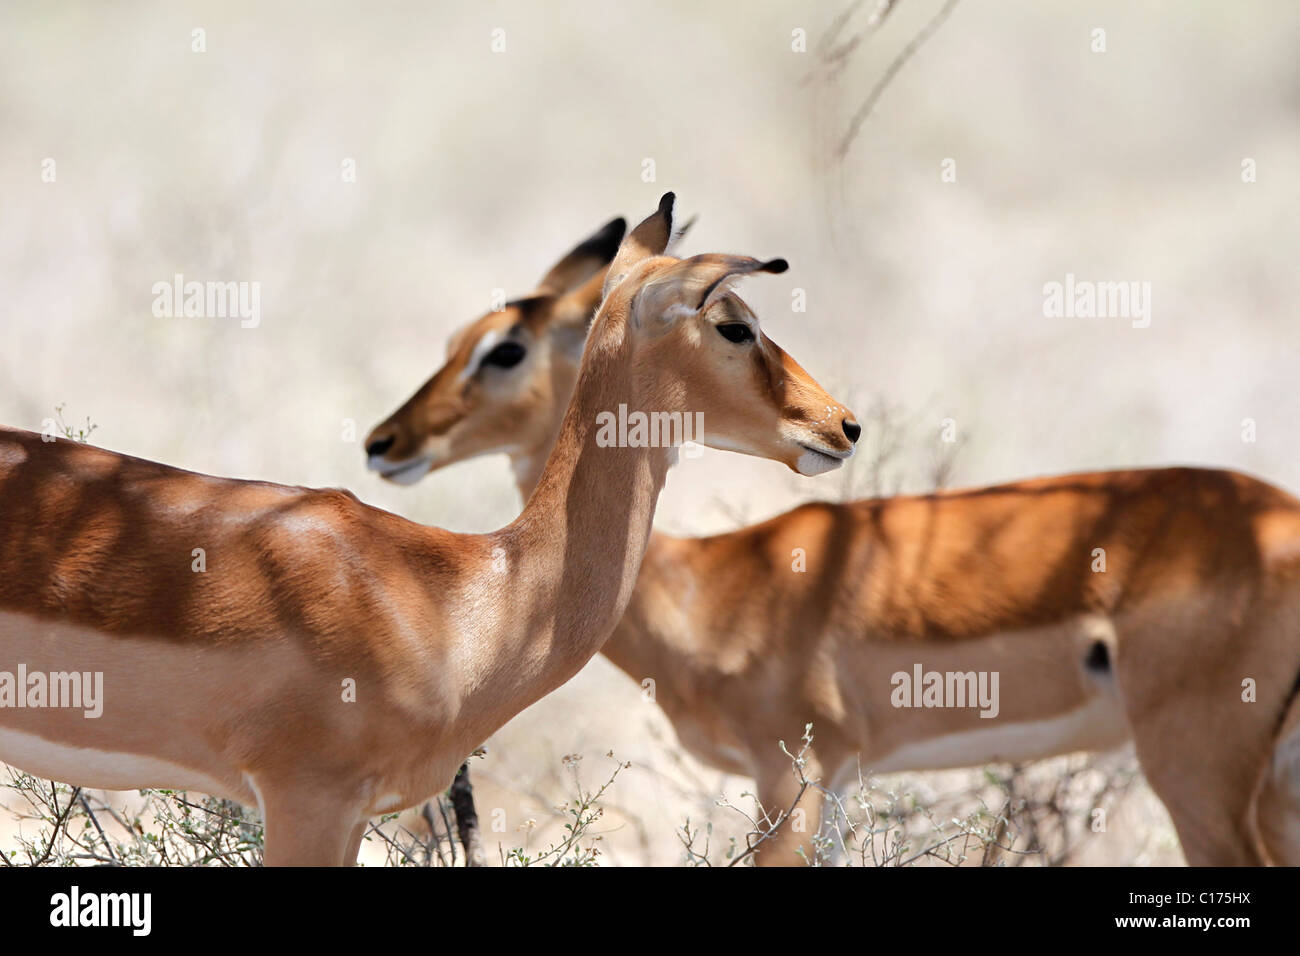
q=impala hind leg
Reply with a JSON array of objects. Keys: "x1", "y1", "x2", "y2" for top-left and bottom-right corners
[
  {"x1": 1115, "y1": 611, "x2": 1279, "y2": 865},
  {"x1": 1129, "y1": 721, "x2": 1267, "y2": 866},
  {"x1": 1256, "y1": 695, "x2": 1300, "y2": 865},
  {"x1": 1256, "y1": 773, "x2": 1300, "y2": 864},
  {"x1": 259, "y1": 787, "x2": 364, "y2": 866}
]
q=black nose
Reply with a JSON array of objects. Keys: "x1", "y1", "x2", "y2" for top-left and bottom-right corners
[
  {"x1": 366, "y1": 434, "x2": 396, "y2": 457},
  {"x1": 842, "y1": 419, "x2": 861, "y2": 443}
]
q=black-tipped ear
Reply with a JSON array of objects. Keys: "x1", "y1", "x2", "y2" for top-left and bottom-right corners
[
  {"x1": 693, "y1": 255, "x2": 791, "y2": 311},
  {"x1": 537, "y1": 216, "x2": 628, "y2": 295},
  {"x1": 603, "y1": 193, "x2": 678, "y2": 298},
  {"x1": 587, "y1": 216, "x2": 628, "y2": 258},
  {"x1": 631, "y1": 253, "x2": 792, "y2": 327}
]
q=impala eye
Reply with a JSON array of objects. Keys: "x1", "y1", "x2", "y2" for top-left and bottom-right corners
[
  {"x1": 480, "y1": 341, "x2": 526, "y2": 369},
  {"x1": 716, "y1": 323, "x2": 754, "y2": 344}
]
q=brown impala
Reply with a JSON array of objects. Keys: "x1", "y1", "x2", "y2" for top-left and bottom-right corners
[
  {"x1": 368, "y1": 209, "x2": 1300, "y2": 866},
  {"x1": 0, "y1": 194, "x2": 858, "y2": 865}
]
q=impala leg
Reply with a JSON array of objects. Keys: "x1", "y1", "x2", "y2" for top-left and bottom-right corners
[
  {"x1": 344, "y1": 820, "x2": 368, "y2": 866},
  {"x1": 1255, "y1": 693, "x2": 1300, "y2": 865},
  {"x1": 1256, "y1": 776, "x2": 1300, "y2": 865},
  {"x1": 260, "y1": 788, "x2": 362, "y2": 867},
  {"x1": 1113, "y1": 610, "x2": 1278, "y2": 866},
  {"x1": 751, "y1": 751, "x2": 825, "y2": 867},
  {"x1": 1129, "y1": 722, "x2": 1267, "y2": 866}
]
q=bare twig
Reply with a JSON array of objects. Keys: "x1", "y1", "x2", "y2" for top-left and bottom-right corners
[
  {"x1": 30, "y1": 781, "x2": 81, "y2": 866},
  {"x1": 436, "y1": 794, "x2": 457, "y2": 866},
  {"x1": 366, "y1": 818, "x2": 420, "y2": 866},
  {"x1": 419, "y1": 800, "x2": 451, "y2": 866},
  {"x1": 77, "y1": 792, "x2": 118, "y2": 865},
  {"x1": 817, "y1": 0, "x2": 902, "y2": 82},
  {"x1": 837, "y1": 0, "x2": 963, "y2": 158}
]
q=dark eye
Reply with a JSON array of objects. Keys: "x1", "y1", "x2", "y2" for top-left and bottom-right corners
[
  {"x1": 480, "y1": 341, "x2": 526, "y2": 369},
  {"x1": 716, "y1": 323, "x2": 754, "y2": 344}
]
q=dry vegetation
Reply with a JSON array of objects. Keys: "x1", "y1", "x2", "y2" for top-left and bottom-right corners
[{"x1": 0, "y1": 735, "x2": 1178, "y2": 867}]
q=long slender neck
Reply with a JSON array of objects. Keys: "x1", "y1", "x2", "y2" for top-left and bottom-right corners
[
  {"x1": 504, "y1": 358, "x2": 683, "y2": 693},
  {"x1": 459, "y1": 304, "x2": 674, "y2": 734}
]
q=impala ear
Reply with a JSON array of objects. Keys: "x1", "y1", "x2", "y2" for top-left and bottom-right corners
[
  {"x1": 603, "y1": 192, "x2": 678, "y2": 298},
  {"x1": 632, "y1": 253, "x2": 789, "y2": 326},
  {"x1": 695, "y1": 255, "x2": 787, "y2": 312},
  {"x1": 546, "y1": 269, "x2": 607, "y2": 359},
  {"x1": 537, "y1": 216, "x2": 627, "y2": 295},
  {"x1": 550, "y1": 268, "x2": 607, "y2": 329}
]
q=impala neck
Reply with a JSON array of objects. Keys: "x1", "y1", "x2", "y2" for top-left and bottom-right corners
[
  {"x1": 502, "y1": 368, "x2": 685, "y2": 715},
  {"x1": 476, "y1": 304, "x2": 675, "y2": 715},
  {"x1": 503, "y1": 348, "x2": 690, "y2": 675}
]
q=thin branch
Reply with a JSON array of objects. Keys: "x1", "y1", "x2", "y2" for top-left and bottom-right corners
[
  {"x1": 818, "y1": 0, "x2": 901, "y2": 81},
  {"x1": 838, "y1": 0, "x2": 963, "y2": 158},
  {"x1": 818, "y1": 0, "x2": 876, "y2": 57},
  {"x1": 30, "y1": 782, "x2": 81, "y2": 867},
  {"x1": 437, "y1": 795, "x2": 457, "y2": 867},
  {"x1": 77, "y1": 792, "x2": 118, "y2": 865},
  {"x1": 366, "y1": 820, "x2": 420, "y2": 866}
]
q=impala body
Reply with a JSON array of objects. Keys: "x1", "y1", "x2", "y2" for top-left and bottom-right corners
[
  {"x1": 0, "y1": 194, "x2": 858, "y2": 864},
  {"x1": 368, "y1": 216, "x2": 1300, "y2": 866},
  {"x1": 608, "y1": 466, "x2": 1300, "y2": 868},
  {"x1": 0, "y1": 445, "x2": 486, "y2": 827}
]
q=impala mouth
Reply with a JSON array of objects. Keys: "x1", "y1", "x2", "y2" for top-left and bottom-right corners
[
  {"x1": 794, "y1": 441, "x2": 854, "y2": 476},
  {"x1": 369, "y1": 454, "x2": 434, "y2": 485}
]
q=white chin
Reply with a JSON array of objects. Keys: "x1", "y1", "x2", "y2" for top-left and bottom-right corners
[
  {"x1": 376, "y1": 458, "x2": 433, "y2": 485},
  {"x1": 795, "y1": 449, "x2": 844, "y2": 477}
]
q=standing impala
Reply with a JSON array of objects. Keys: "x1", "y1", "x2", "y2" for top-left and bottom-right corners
[
  {"x1": 0, "y1": 193, "x2": 858, "y2": 865},
  {"x1": 368, "y1": 215, "x2": 1300, "y2": 867}
]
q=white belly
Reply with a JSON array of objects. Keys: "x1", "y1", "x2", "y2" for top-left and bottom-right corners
[
  {"x1": 864, "y1": 695, "x2": 1131, "y2": 774},
  {"x1": 0, "y1": 725, "x2": 249, "y2": 803}
]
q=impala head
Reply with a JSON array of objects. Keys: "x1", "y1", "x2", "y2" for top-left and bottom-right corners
[
  {"x1": 597, "y1": 192, "x2": 859, "y2": 476},
  {"x1": 364, "y1": 216, "x2": 627, "y2": 484}
]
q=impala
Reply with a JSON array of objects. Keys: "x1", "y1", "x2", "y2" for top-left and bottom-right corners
[
  {"x1": 0, "y1": 193, "x2": 859, "y2": 865},
  {"x1": 368, "y1": 217, "x2": 1300, "y2": 867}
]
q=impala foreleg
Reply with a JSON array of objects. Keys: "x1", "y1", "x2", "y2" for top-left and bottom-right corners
[
  {"x1": 344, "y1": 820, "x2": 368, "y2": 866},
  {"x1": 751, "y1": 751, "x2": 825, "y2": 867},
  {"x1": 259, "y1": 785, "x2": 365, "y2": 867}
]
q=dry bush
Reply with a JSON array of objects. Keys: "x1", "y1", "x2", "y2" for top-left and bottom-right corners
[
  {"x1": 676, "y1": 727, "x2": 1141, "y2": 867},
  {"x1": 0, "y1": 768, "x2": 262, "y2": 867}
]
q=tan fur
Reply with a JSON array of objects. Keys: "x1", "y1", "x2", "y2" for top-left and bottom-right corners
[
  {"x1": 0, "y1": 195, "x2": 855, "y2": 865},
  {"x1": 371, "y1": 220, "x2": 1300, "y2": 866}
]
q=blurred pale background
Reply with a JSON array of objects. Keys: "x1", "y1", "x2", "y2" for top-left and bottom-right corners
[{"x1": 2, "y1": 0, "x2": 1297, "y2": 864}]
